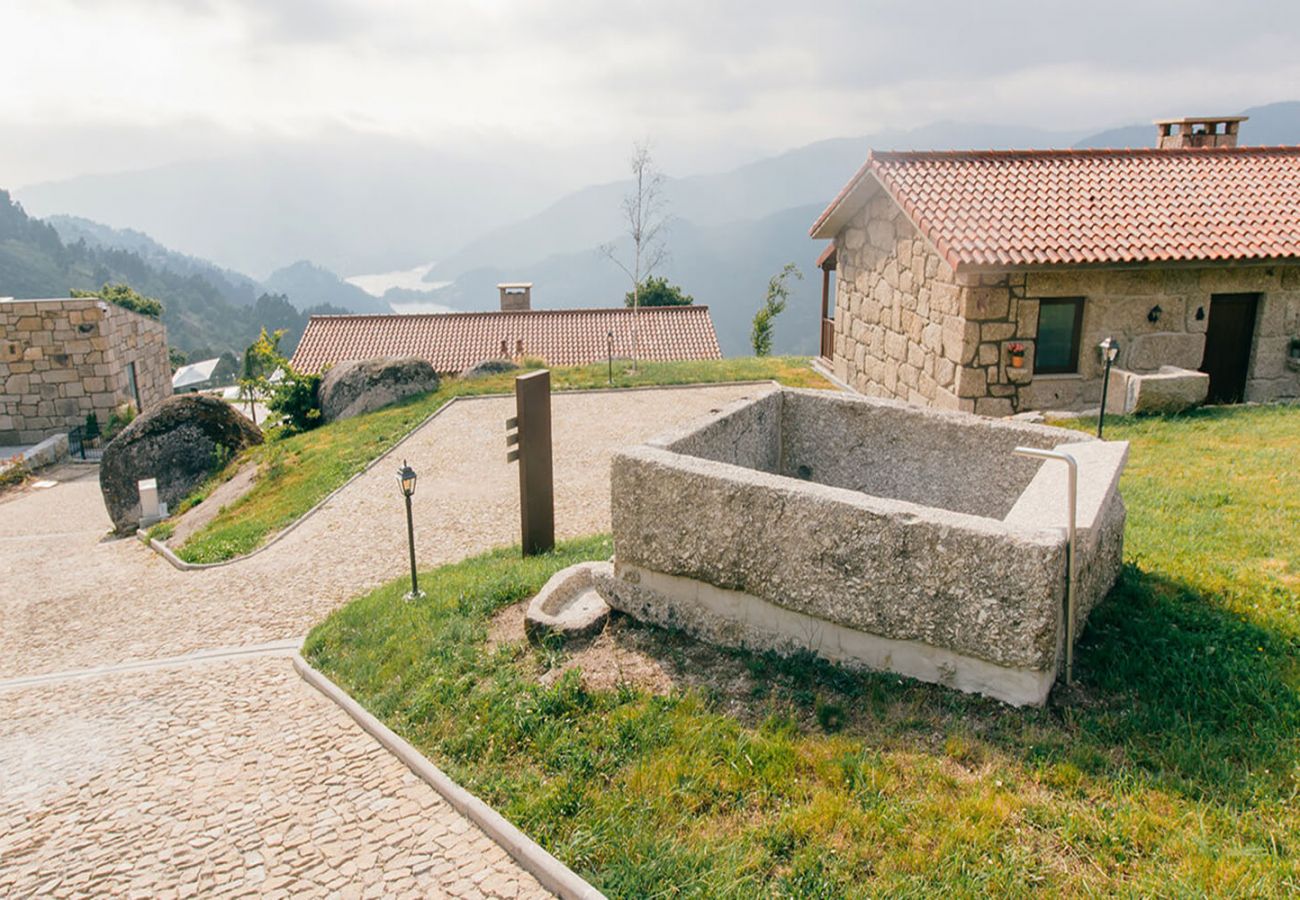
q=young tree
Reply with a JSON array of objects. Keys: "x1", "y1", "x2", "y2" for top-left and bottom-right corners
[
  {"x1": 751, "y1": 264, "x2": 803, "y2": 357},
  {"x1": 600, "y1": 142, "x2": 668, "y2": 372},
  {"x1": 239, "y1": 328, "x2": 285, "y2": 425},
  {"x1": 624, "y1": 276, "x2": 693, "y2": 308}
]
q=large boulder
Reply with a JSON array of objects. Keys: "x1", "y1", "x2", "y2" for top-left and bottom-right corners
[
  {"x1": 99, "y1": 394, "x2": 262, "y2": 535},
  {"x1": 319, "y1": 356, "x2": 440, "y2": 423}
]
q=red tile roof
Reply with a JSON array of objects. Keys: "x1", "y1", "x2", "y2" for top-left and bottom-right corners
[
  {"x1": 290, "y1": 306, "x2": 722, "y2": 375},
  {"x1": 809, "y1": 146, "x2": 1300, "y2": 271}
]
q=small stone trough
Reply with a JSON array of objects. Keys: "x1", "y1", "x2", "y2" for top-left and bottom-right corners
[{"x1": 596, "y1": 388, "x2": 1129, "y2": 706}]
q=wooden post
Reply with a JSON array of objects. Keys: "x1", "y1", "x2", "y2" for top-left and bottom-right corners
[{"x1": 506, "y1": 370, "x2": 554, "y2": 556}]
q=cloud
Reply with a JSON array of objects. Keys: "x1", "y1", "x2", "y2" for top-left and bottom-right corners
[{"x1": 3, "y1": 0, "x2": 1299, "y2": 185}]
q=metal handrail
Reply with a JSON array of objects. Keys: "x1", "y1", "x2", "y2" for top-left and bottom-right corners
[{"x1": 1013, "y1": 446, "x2": 1079, "y2": 685}]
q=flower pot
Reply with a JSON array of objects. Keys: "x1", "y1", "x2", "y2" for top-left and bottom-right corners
[{"x1": 1009, "y1": 354, "x2": 1025, "y2": 369}]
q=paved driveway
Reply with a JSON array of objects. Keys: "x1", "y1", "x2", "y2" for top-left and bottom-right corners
[{"x1": 0, "y1": 384, "x2": 768, "y2": 897}]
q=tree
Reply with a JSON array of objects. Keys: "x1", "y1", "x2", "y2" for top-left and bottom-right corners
[
  {"x1": 168, "y1": 347, "x2": 187, "y2": 371},
  {"x1": 600, "y1": 142, "x2": 668, "y2": 372},
  {"x1": 625, "y1": 276, "x2": 692, "y2": 308},
  {"x1": 70, "y1": 283, "x2": 163, "y2": 319},
  {"x1": 751, "y1": 264, "x2": 802, "y2": 357},
  {"x1": 239, "y1": 328, "x2": 285, "y2": 425}
]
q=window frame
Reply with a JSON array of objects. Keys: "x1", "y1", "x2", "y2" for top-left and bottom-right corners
[{"x1": 1034, "y1": 297, "x2": 1086, "y2": 375}]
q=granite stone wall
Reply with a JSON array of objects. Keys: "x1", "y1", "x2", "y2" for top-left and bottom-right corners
[
  {"x1": 830, "y1": 192, "x2": 1300, "y2": 413},
  {"x1": 0, "y1": 297, "x2": 172, "y2": 444}
]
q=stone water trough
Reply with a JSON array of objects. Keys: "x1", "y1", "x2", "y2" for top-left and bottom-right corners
[{"x1": 595, "y1": 389, "x2": 1129, "y2": 706}]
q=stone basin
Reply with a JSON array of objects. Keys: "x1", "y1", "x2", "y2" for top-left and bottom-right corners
[{"x1": 598, "y1": 388, "x2": 1128, "y2": 706}]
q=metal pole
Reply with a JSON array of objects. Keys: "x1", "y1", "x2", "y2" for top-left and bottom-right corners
[
  {"x1": 1098, "y1": 354, "x2": 1114, "y2": 439},
  {"x1": 1012, "y1": 447, "x2": 1079, "y2": 685},
  {"x1": 405, "y1": 492, "x2": 420, "y2": 598},
  {"x1": 607, "y1": 330, "x2": 614, "y2": 386}
]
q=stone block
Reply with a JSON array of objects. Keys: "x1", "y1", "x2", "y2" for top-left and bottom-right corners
[
  {"x1": 956, "y1": 366, "x2": 987, "y2": 398},
  {"x1": 978, "y1": 343, "x2": 998, "y2": 367},
  {"x1": 867, "y1": 219, "x2": 895, "y2": 251},
  {"x1": 982, "y1": 321, "x2": 1017, "y2": 342},
  {"x1": 974, "y1": 397, "x2": 1014, "y2": 417},
  {"x1": 1104, "y1": 269, "x2": 1168, "y2": 296},
  {"x1": 1105, "y1": 366, "x2": 1209, "y2": 414},
  {"x1": 964, "y1": 287, "x2": 1010, "y2": 320},
  {"x1": 22, "y1": 346, "x2": 43, "y2": 361},
  {"x1": 1125, "y1": 332, "x2": 1206, "y2": 371},
  {"x1": 1017, "y1": 299, "x2": 1040, "y2": 337}
]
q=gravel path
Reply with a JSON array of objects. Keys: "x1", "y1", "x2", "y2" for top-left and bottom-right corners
[{"x1": 0, "y1": 383, "x2": 770, "y2": 898}]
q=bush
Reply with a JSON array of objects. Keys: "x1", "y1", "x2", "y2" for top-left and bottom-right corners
[
  {"x1": 625, "y1": 276, "x2": 693, "y2": 308},
  {"x1": 269, "y1": 366, "x2": 322, "y2": 433}
]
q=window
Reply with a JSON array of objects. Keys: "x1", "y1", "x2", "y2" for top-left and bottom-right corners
[
  {"x1": 1035, "y1": 298, "x2": 1085, "y2": 374},
  {"x1": 125, "y1": 361, "x2": 141, "y2": 410}
]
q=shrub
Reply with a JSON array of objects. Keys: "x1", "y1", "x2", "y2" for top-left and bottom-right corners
[{"x1": 268, "y1": 366, "x2": 322, "y2": 434}]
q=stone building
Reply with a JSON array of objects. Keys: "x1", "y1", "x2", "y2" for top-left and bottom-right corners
[
  {"x1": 0, "y1": 296, "x2": 172, "y2": 445},
  {"x1": 809, "y1": 117, "x2": 1300, "y2": 414}
]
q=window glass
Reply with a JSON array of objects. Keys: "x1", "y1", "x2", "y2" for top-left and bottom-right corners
[
  {"x1": 125, "y1": 361, "x2": 141, "y2": 409},
  {"x1": 1035, "y1": 299, "x2": 1084, "y2": 374}
]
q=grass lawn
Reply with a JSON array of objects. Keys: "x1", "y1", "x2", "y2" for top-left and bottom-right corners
[
  {"x1": 305, "y1": 403, "x2": 1299, "y2": 897},
  {"x1": 168, "y1": 356, "x2": 828, "y2": 563}
]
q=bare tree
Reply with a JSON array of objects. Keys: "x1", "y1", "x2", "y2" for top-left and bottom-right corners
[{"x1": 600, "y1": 142, "x2": 668, "y2": 373}]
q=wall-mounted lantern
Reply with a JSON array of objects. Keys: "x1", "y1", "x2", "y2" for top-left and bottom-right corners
[{"x1": 1147, "y1": 305, "x2": 1163, "y2": 323}]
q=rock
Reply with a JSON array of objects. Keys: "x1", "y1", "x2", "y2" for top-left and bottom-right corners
[
  {"x1": 99, "y1": 394, "x2": 262, "y2": 535},
  {"x1": 318, "y1": 357, "x2": 440, "y2": 423},
  {"x1": 1105, "y1": 366, "x2": 1209, "y2": 415},
  {"x1": 525, "y1": 561, "x2": 612, "y2": 643},
  {"x1": 462, "y1": 358, "x2": 518, "y2": 378}
]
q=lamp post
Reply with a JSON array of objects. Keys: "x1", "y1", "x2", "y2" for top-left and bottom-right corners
[
  {"x1": 607, "y1": 330, "x2": 614, "y2": 385},
  {"x1": 397, "y1": 460, "x2": 424, "y2": 600},
  {"x1": 1097, "y1": 337, "x2": 1121, "y2": 439}
]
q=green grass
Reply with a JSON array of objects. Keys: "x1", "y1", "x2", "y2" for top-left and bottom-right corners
[
  {"x1": 306, "y1": 403, "x2": 1300, "y2": 897},
  {"x1": 172, "y1": 357, "x2": 828, "y2": 563}
]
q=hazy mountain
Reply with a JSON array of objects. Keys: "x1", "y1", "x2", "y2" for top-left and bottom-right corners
[
  {"x1": 427, "y1": 121, "x2": 1089, "y2": 283},
  {"x1": 262, "y1": 260, "x2": 392, "y2": 315},
  {"x1": 14, "y1": 134, "x2": 577, "y2": 278},
  {"x1": 423, "y1": 204, "x2": 827, "y2": 356},
  {"x1": 0, "y1": 191, "x2": 344, "y2": 355},
  {"x1": 46, "y1": 214, "x2": 260, "y2": 308},
  {"x1": 1072, "y1": 100, "x2": 1300, "y2": 148}
]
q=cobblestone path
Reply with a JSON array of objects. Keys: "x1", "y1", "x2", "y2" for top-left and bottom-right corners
[{"x1": 0, "y1": 384, "x2": 767, "y2": 897}]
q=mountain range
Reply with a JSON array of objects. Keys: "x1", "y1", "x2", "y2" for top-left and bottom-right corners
[{"x1": 7, "y1": 101, "x2": 1300, "y2": 357}]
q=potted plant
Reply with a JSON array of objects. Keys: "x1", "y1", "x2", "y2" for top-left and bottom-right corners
[{"x1": 1008, "y1": 342, "x2": 1026, "y2": 369}]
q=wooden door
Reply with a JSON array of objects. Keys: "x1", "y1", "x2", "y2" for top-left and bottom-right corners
[{"x1": 1199, "y1": 293, "x2": 1259, "y2": 403}]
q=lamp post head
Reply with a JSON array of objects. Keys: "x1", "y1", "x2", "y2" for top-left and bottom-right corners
[
  {"x1": 398, "y1": 460, "x2": 417, "y2": 497},
  {"x1": 1099, "y1": 337, "x2": 1120, "y2": 364}
]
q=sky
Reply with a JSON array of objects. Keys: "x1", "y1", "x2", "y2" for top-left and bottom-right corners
[{"x1": 4, "y1": 0, "x2": 1300, "y2": 187}]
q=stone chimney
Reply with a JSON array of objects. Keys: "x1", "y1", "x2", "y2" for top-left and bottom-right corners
[
  {"x1": 1155, "y1": 116, "x2": 1247, "y2": 149},
  {"x1": 498, "y1": 282, "x2": 532, "y2": 311}
]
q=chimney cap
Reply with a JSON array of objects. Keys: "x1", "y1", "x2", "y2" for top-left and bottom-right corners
[
  {"x1": 1153, "y1": 115, "x2": 1248, "y2": 126},
  {"x1": 497, "y1": 282, "x2": 533, "y2": 290}
]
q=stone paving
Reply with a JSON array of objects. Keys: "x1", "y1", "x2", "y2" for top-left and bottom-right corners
[
  {"x1": 0, "y1": 384, "x2": 770, "y2": 897},
  {"x1": 0, "y1": 386, "x2": 766, "y2": 679},
  {"x1": 0, "y1": 657, "x2": 547, "y2": 899}
]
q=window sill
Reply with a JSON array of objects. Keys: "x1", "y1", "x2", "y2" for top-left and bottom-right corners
[{"x1": 1031, "y1": 372, "x2": 1083, "y2": 380}]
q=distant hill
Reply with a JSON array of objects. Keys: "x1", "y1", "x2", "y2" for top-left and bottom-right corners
[
  {"x1": 0, "y1": 190, "x2": 344, "y2": 356},
  {"x1": 14, "y1": 136, "x2": 575, "y2": 278},
  {"x1": 262, "y1": 260, "x2": 392, "y2": 315},
  {"x1": 1073, "y1": 100, "x2": 1300, "y2": 148},
  {"x1": 47, "y1": 214, "x2": 261, "y2": 308}
]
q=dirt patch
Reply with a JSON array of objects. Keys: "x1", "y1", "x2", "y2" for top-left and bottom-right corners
[
  {"x1": 488, "y1": 600, "x2": 757, "y2": 711},
  {"x1": 165, "y1": 460, "x2": 259, "y2": 546}
]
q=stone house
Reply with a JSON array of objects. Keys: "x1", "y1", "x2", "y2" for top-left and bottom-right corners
[
  {"x1": 0, "y1": 296, "x2": 172, "y2": 445},
  {"x1": 809, "y1": 117, "x2": 1300, "y2": 415}
]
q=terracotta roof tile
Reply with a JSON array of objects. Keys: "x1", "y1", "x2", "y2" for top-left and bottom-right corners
[
  {"x1": 289, "y1": 306, "x2": 722, "y2": 375},
  {"x1": 810, "y1": 146, "x2": 1300, "y2": 271}
]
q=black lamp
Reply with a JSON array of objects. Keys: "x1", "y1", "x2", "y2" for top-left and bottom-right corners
[
  {"x1": 1147, "y1": 305, "x2": 1162, "y2": 323},
  {"x1": 397, "y1": 460, "x2": 424, "y2": 599},
  {"x1": 1097, "y1": 337, "x2": 1121, "y2": 439}
]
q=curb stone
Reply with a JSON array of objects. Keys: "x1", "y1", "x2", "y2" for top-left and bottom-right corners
[
  {"x1": 292, "y1": 653, "x2": 606, "y2": 900},
  {"x1": 146, "y1": 380, "x2": 785, "y2": 571}
]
